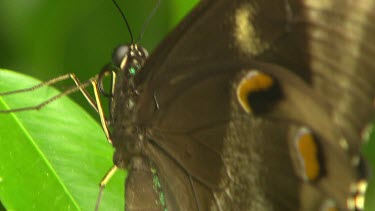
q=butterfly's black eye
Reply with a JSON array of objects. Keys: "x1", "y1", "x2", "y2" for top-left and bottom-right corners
[{"x1": 112, "y1": 45, "x2": 130, "y2": 67}]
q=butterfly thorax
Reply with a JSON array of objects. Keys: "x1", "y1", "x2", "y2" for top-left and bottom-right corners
[{"x1": 110, "y1": 43, "x2": 149, "y2": 169}]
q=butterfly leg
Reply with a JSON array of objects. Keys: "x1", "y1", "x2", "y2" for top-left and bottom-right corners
[
  {"x1": 95, "y1": 165, "x2": 119, "y2": 211},
  {"x1": 0, "y1": 73, "x2": 99, "y2": 113},
  {"x1": 92, "y1": 79, "x2": 112, "y2": 144},
  {"x1": 0, "y1": 73, "x2": 114, "y2": 143}
]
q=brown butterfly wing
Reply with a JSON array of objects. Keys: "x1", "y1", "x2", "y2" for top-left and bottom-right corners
[{"x1": 123, "y1": 0, "x2": 375, "y2": 210}]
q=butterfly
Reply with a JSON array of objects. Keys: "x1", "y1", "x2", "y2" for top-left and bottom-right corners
[{"x1": 1, "y1": 0, "x2": 375, "y2": 210}]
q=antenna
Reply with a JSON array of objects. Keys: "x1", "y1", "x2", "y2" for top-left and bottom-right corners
[
  {"x1": 111, "y1": 0, "x2": 134, "y2": 43},
  {"x1": 137, "y1": 0, "x2": 161, "y2": 43}
]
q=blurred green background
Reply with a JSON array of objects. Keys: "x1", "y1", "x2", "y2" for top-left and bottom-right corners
[
  {"x1": 0, "y1": 0, "x2": 374, "y2": 210},
  {"x1": 0, "y1": 0, "x2": 199, "y2": 78}
]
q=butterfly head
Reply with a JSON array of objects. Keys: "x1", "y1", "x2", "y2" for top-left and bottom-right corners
[{"x1": 112, "y1": 43, "x2": 148, "y2": 78}]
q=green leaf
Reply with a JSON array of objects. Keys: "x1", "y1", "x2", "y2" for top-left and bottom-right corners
[{"x1": 0, "y1": 69, "x2": 125, "y2": 210}]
